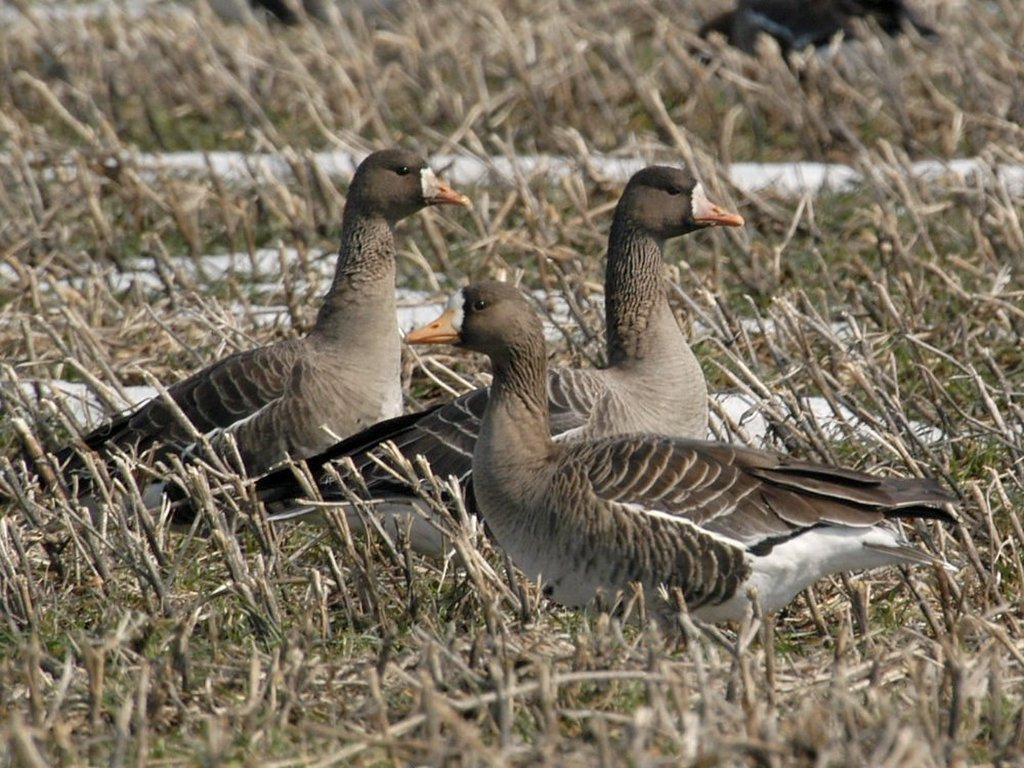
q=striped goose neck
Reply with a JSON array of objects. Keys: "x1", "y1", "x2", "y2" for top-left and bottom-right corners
[
  {"x1": 605, "y1": 218, "x2": 669, "y2": 367},
  {"x1": 484, "y1": 331, "x2": 553, "y2": 449},
  {"x1": 316, "y1": 209, "x2": 398, "y2": 326}
]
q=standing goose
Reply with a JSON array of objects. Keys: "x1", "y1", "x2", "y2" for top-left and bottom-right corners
[
  {"x1": 253, "y1": 167, "x2": 743, "y2": 548},
  {"x1": 392, "y1": 165, "x2": 743, "y2": 446},
  {"x1": 54, "y1": 149, "x2": 471, "y2": 481},
  {"x1": 405, "y1": 281, "x2": 956, "y2": 622}
]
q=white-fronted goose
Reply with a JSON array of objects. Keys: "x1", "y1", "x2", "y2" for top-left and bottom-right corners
[
  {"x1": 253, "y1": 167, "x2": 743, "y2": 549},
  {"x1": 699, "y1": 0, "x2": 937, "y2": 56},
  {"x1": 55, "y1": 149, "x2": 470, "y2": 482},
  {"x1": 405, "y1": 281, "x2": 955, "y2": 622}
]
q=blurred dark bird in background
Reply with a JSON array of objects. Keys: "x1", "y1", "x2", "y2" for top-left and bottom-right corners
[
  {"x1": 209, "y1": 0, "x2": 399, "y2": 25},
  {"x1": 250, "y1": 0, "x2": 302, "y2": 24},
  {"x1": 699, "y1": 0, "x2": 938, "y2": 55}
]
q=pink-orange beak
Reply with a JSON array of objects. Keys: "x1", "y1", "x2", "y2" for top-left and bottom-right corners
[
  {"x1": 405, "y1": 307, "x2": 460, "y2": 344},
  {"x1": 695, "y1": 204, "x2": 744, "y2": 228},
  {"x1": 422, "y1": 167, "x2": 473, "y2": 209},
  {"x1": 693, "y1": 192, "x2": 744, "y2": 228}
]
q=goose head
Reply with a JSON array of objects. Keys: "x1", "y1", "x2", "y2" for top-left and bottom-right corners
[
  {"x1": 405, "y1": 281, "x2": 540, "y2": 365},
  {"x1": 348, "y1": 148, "x2": 471, "y2": 222},
  {"x1": 619, "y1": 166, "x2": 744, "y2": 239}
]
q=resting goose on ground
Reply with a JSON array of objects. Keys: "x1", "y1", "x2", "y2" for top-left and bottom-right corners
[
  {"x1": 251, "y1": 167, "x2": 743, "y2": 550},
  {"x1": 405, "y1": 280, "x2": 955, "y2": 622},
  {"x1": 699, "y1": 0, "x2": 937, "y2": 56},
  {"x1": 48, "y1": 149, "x2": 470, "y2": 490}
]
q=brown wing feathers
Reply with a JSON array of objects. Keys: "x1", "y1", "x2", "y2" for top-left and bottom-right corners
[{"x1": 577, "y1": 436, "x2": 954, "y2": 551}]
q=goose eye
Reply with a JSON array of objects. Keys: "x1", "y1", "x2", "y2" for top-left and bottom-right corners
[
  {"x1": 666, "y1": 186, "x2": 682, "y2": 196},
  {"x1": 396, "y1": 166, "x2": 412, "y2": 176},
  {"x1": 472, "y1": 298, "x2": 488, "y2": 311}
]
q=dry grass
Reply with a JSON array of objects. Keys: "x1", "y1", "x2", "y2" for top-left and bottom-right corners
[{"x1": 1, "y1": 0, "x2": 1023, "y2": 764}]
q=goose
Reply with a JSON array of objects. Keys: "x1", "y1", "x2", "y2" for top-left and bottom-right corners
[
  {"x1": 252, "y1": 166, "x2": 744, "y2": 550},
  {"x1": 699, "y1": 0, "x2": 937, "y2": 56},
  {"x1": 404, "y1": 280, "x2": 956, "y2": 622},
  {"x1": 49, "y1": 149, "x2": 471, "y2": 489}
]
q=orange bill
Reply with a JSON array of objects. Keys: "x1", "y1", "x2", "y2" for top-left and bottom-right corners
[
  {"x1": 428, "y1": 180, "x2": 472, "y2": 208},
  {"x1": 422, "y1": 167, "x2": 473, "y2": 208},
  {"x1": 692, "y1": 184, "x2": 744, "y2": 227},
  {"x1": 405, "y1": 307, "x2": 460, "y2": 344}
]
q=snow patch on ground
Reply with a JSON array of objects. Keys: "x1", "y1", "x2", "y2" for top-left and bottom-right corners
[
  {"x1": 16, "y1": 149, "x2": 1024, "y2": 197},
  {"x1": 13, "y1": 380, "x2": 159, "y2": 431},
  {"x1": 11, "y1": 378, "x2": 944, "y2": 450},
  {"x1": 710, "y1": 391, "x2": 945, "y2": 449},
  {"x1": 7, "y1": 275, "x2": 942, "y2": 446}
]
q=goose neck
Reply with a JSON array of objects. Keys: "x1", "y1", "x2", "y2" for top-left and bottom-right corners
[
  {"x1": 605, "y1": 220, "x2": 670, "y2": 366},
  {"x1": 482, "y1": 335, "x2": 554, "y2": 460},
  {"x1": 316, "y1": 210, "x2": 397, "y2": 328}
]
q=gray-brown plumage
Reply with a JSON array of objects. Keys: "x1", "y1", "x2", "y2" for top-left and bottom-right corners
[
  {"x1": 254, "y1": 167, "x2": 744, "y2": 551},
  {"x1": 699, "y1": 0, "x2": 937, "y2": 55},
  {"x1": 55, "y1": 149, "x2": 470, "y2": 480},
  {"x1": 405, "y1": 281, "x2": 955, "y2": 622}
]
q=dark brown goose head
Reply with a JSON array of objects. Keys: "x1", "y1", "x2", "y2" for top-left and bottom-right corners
[
  {"x1": 346, "y1": 148, "x2": 471, "y2": 224},
  {"x1": 405, "y1": 281, "x2": 540, "y2": 364},
  {"x1": 617, "y1": 165, "x2": 744, "y2": 240}
]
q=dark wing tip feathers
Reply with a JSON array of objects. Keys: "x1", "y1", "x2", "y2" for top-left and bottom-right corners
[
  {"x1": 752, "y1": 460, "x2": 957, "y2": 523},
  {"x1": 253, "y1": 402, "x2": 447, "y2": 502}
]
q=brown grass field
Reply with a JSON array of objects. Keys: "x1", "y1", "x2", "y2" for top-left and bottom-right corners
[{"x1": 1, "y1": 0, "x2": 1023, "y2": 764}]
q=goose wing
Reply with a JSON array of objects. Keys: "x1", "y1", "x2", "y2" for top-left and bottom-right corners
[
  {"x1": 54, "y1": 338, "x2": 305, "y2": 475},
  {"x1": 572, "y1": 436, "x2": 955, "y2": 552},
  {"x1": 537, "y1": 435, "x2": 953, "y2": 611},
  {"x1": 545, "y1": 367, "x2": 607, "y2": 437},
  {"x1": 256, "y1": 364, "x2": 608, "y2": 507},
  {"x1": 255, "y1": 387, "x2": 486, "y2": 506}
]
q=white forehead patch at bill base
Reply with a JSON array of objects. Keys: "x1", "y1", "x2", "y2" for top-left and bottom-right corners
[
  {"x1": 420, "y1": 166, "x2": 440, "y2": 199},
  {"x1": 447, "y1": 289, "x2": 466, "y2": 332},
  {"x1": 690, "y1": 182, "x2": 712, "y2": 220}
]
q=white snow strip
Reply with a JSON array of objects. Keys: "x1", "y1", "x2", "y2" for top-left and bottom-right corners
[
  {"x1": 6, "y1": 271, "x2": 945, "y2": 445},
  {"x1": 13, "y1": 150, "x2": 1024, "y2": 197},
  {"x1": 728, "y1": 162, "x2": 864, "y2": 194},
  {"x1": 0, "y1": 0, "x2": 183, "y2": 24},
  {"x1": 710, "y1": 391, "x2": 945, "y2": 447},
  {"x1": 13, "y1": 381, "x2": 159, "y2": 428},
  {"x1": 9, "y1": 377, "x2": 945, "y2": 448}
]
